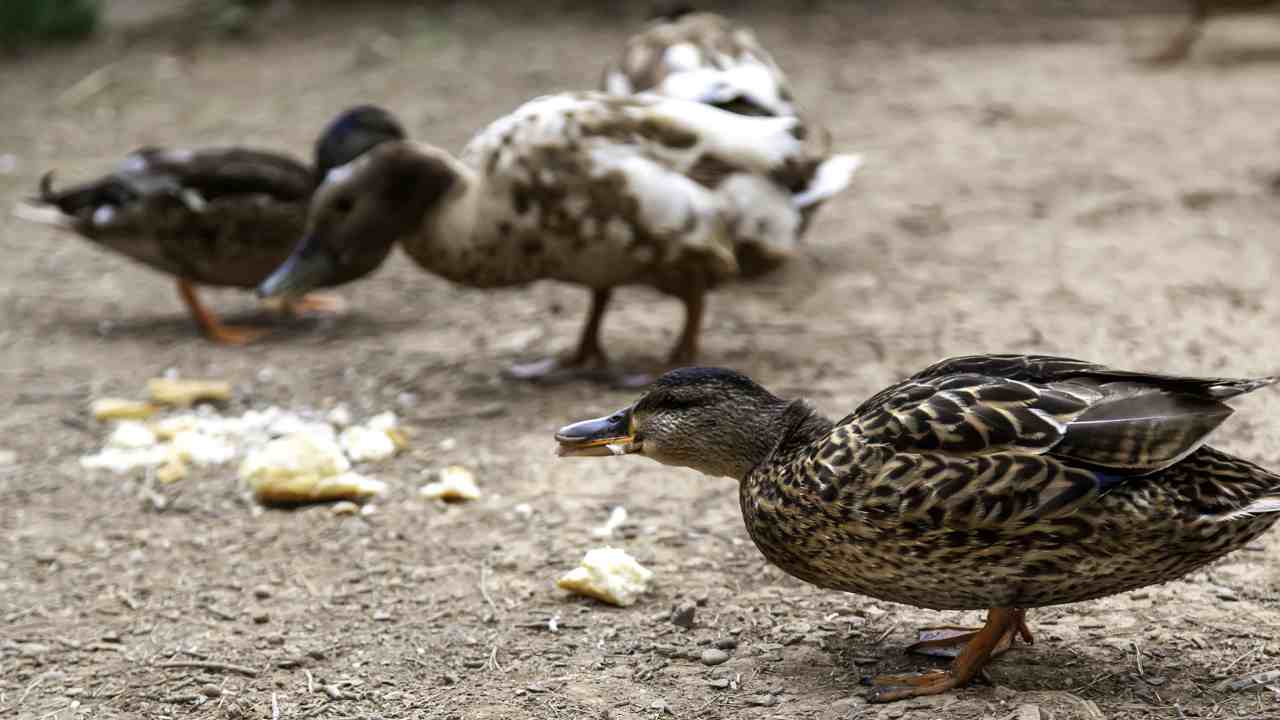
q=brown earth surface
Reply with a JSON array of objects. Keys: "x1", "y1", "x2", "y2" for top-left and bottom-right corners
[{"x1": 3, "y1": 2, "x2": 1280, "y2": 718}]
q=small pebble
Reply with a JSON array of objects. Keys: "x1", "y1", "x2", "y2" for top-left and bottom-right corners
[
  {"x1": 252, "y1": 585, "x2": 272, "y2": 599},
  {"x1": 251, "y1": 610, "x2": 270, "y2": 624},
  {"x1": 714, "y1": 637, "x2": 738, "y2": 650},
  {"x1": 707, "y1": 678, "x2": 730, "y2": 689},
  {"x1": 700, "y1": 648, "x2": 730, "y2": 666},
  {"x1": 199, "y1": 684, "x2": 223, "y2": 698},
  {"x1": 670, "y1": 602, "x2": 696, "y2": 629},
  {"x1": 745, "y1": 693, "x2": 779, "y2": 707}
]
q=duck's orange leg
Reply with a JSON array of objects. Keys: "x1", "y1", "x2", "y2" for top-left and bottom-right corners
[
  {"x1": 907, "y1": 609, "x2": 1033, "y2": 658},
  {"x1": 865, "y1": 608, "x2": 1025, "y2": 703},
  {"x1": 177, "y1": 279, "x2": 269, "y2": 345}
]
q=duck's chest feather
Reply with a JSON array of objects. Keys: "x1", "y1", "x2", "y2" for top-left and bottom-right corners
[{"x1": 740, "y1": 446, "x2": 1280, "y2": 611}]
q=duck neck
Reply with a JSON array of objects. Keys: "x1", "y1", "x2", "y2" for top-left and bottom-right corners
[
  {"x1": 731, "y1": 398, "x2": 834, "y2": 481},
  {"x1": 397, "y1": 153, "x2": 545, "y2": 288},
  {"x1": 395, "y1": 153, "x2": 488, "y2": 284}
]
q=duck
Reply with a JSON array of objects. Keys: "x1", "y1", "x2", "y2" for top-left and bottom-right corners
[
  {"x1": 1147, "y1": 0, "x2": 1278, "y2": 64},
  {"x1": 554, "y1": 355, "x2": 1280, "y2": 701},
  {"x1": 14, "y1": 106, "x2": 406, "y2": 344},
  {"x1": 257, "y1": 92, "x2": 861, "y2": 383},
  {"x1": 602, "y1": 7, "x2": 798, "y2": 118}
]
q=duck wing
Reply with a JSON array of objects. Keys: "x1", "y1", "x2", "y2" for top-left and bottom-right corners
[{"x1": 847, "y1": 353, "x2": 1277, "y2": 474}]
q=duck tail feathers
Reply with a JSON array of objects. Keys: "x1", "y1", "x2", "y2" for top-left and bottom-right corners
[{"x1": 793, "y1": 153, "x2": 862, "y2": 209}]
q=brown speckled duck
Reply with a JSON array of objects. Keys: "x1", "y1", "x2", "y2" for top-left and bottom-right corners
[
  {"x1": 603, "y1": 8, "x2": 798, "y2": 117},
  {"x1": 555, "y1": 355, "x2": 1280, "y2": 701},
  {"x1": 15, "y1": 106, "x2": 405, "y2": 344},
  {"x1": 258, "y1": 93, "x2": 860, "y2": 382}
]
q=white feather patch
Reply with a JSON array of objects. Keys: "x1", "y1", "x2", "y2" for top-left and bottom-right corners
[
  {"x1": 1220, "y1": 497, "x2": 1280, "y2": 521},
  {"x1": 793, "y1": 154, "x2": 863, "y2": 208},
  {"x1": 663, "y1": 43, "x2": 703, "y2": 71},
  {"x1": 604, "y1": 70, "x2": 633, "y2": 96},
  {"x1": 92, "y1": 205, "x2": 117, "y2": 226}
]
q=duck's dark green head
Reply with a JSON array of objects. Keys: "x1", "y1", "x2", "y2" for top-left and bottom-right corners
[
  {"x1": 555, "y1": 367, "x2": 789, "y2": 479},
  {"x1": 257, "y1": 143, "x2": 459, "y2": 297},
  {"x1": 313, "y1": 105, "x2": 407, "y2": 178}
]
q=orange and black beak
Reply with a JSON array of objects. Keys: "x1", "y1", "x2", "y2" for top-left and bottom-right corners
[{"x1": 555, "y1": 405, "x2": 641, "y2": 458}]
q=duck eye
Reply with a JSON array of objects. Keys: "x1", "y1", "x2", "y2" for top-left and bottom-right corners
[{"x1": 333, "y1": 196, "x2": 355, "y2": 214}]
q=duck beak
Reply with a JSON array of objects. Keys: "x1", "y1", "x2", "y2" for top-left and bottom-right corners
[
  {"x1": 257, "y1": 236, "x2": 336, "y2": 298},
  {"x1": 555, "y1": 405, "x2": 640, "y2": 458}
]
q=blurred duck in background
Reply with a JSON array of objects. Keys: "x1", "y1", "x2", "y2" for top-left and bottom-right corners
[
  {"x1": 602, "y1": 5, "x2": 798, "y2": 118},
  {"x1": 15, "y1": 106, "x2": 404, "y2": 344},
  {"x1": 257, "y1": 93, "x2": 860, "y2": 384},
  {"x1": 1147, "y1": 0, "x2": 1279, "y2": 64}
]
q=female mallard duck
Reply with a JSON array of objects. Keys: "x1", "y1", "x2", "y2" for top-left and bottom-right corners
[
  {"x1": 555, "y1": 355, "x2": 1280, "y2": 701},
  {"x1": 603, "y1": 8, "x2": 797, "y2": 117},
  {"x1": 1147, "y1": 0, "x2": 1278, "y2": 64},
  {"x1": 257, "y1": 92, "x2": 860, "y2": 382},
  {"x1": 15, "y1": 106, "x2": 406, "y2": 344}
]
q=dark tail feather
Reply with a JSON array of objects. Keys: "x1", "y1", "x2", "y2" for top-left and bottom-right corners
[{"x1": 34, "y1": 170, "x2": 136, "y2": 214}]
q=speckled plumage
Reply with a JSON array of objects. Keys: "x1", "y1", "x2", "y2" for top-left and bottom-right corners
[
  {"x1": 603, "y1": 11, "x2": 797, "y2": 118},
  {"x1": 557, "y1": 355, "x2": 1280, "y2": 699},
  {"x1": 259, "y1": 93, "x2": 860, "y2": 373},
  {"x1": 740, "y1": 355, "x2": 1280, "y2": 610}
]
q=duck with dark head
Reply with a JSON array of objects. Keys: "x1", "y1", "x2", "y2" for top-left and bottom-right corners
[
  {"x1": 556, "y1": 355, "x2": 1280, "y2": 701},
  {"x1": 17, "y1": 105, "x2": 405, "y2": 344}
]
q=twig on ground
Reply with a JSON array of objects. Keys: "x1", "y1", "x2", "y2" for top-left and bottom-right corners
[{"x1": 156, "y1": 661, "x2": 258, "y2": 677}]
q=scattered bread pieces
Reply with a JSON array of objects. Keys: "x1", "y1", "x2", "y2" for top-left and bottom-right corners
[
  {"x1": 419, "y1": 465, "x2": 481, "y2": 502},
  {"x1": 147, "y1": 378, "x2": 232, "y2": 407},
  {"x1": 239, "y1": 431, "x2": 351, "y2": 486},
  {"x1": 90, "y1": 398, "x2": 159, "y2": 421},
  {"x1": 557, "y1": 547, "x2": 653, "y2": 607},
  {"x1": 251, "y1": 471, "x2": 387, "y2": 506},
  {"x1": 339, "y1": 419, "x2": 400, "y2": 462}
]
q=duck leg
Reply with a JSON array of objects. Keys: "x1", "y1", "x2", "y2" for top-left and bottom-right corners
[
  {"x1": 864, "y1": 608, "x2": 1023, "y2": 703},
  {"x1": 667, "y1": 286, "x2": 705, "y2": 367},
  {"x1": 177, "y1": 279, "x2": 269, "y2": 345},
  {"x1": 907, "y1": 609, "x2": 1033, "y2": 658},
  {"x1": 507, "y1": 288, "x2": 614, "y2": 383},
  {"x1": 1146, "y1": 0, "x2": 1209, "y2": 64}
]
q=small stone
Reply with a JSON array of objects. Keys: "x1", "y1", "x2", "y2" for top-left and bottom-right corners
[
  {"x1": 252, "y1": 585, "x2": 272, "y2": 599},
  {"x1": 707, "y1": 678, "x2": 730, "y2": 689},
  {"x1": 670, "y1": 602, "x2": 696, "y2": 629},
  {"x1": 714, "y1": 637, "x2": 738, "y2": 650},
  {"x1": 700, "y1": 648, "x2": 730, "y2": 666},
  {"x1": 1015, "y1": 704, "x2": 1043, "y2": 720},
  {"x1": 251, "y1": 610, "x2": 270, "y2": 624},
  {"x1": 745, "y1": 693, "x2": 779, "y2": 707},
  {"x1": 1216, "y1": 588, "x2": 1240, "y2": 602},
  {"x1": 199, "y1": 684, "x2": 223, "y2": 698}
]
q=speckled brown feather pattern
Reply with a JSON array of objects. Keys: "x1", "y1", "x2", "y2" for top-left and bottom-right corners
[
  {"x1": 403, "y1": 92, "x2": 850, "y2": 290},
  {"x1": 602, "y1": 12, "x2": 796, "y2": 117},
  {"x1": 740, "y1": 354, "x2": 1280, "y2": 611}
]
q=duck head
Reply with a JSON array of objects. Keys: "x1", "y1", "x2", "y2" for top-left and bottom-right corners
[
  {"x1": 313, "y1": 105, "x2": 407, "y2": 177},
  {"x1": 257, "y1": 142, "x2": 459, "y2": 296},
  {"x1": 555, "y1": 367, "x2": 790, "y2": 480}
]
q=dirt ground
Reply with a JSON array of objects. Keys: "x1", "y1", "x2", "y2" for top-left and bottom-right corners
[{"x1": 4, "y1": 1, "x2": 1280, "y2": 718}]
